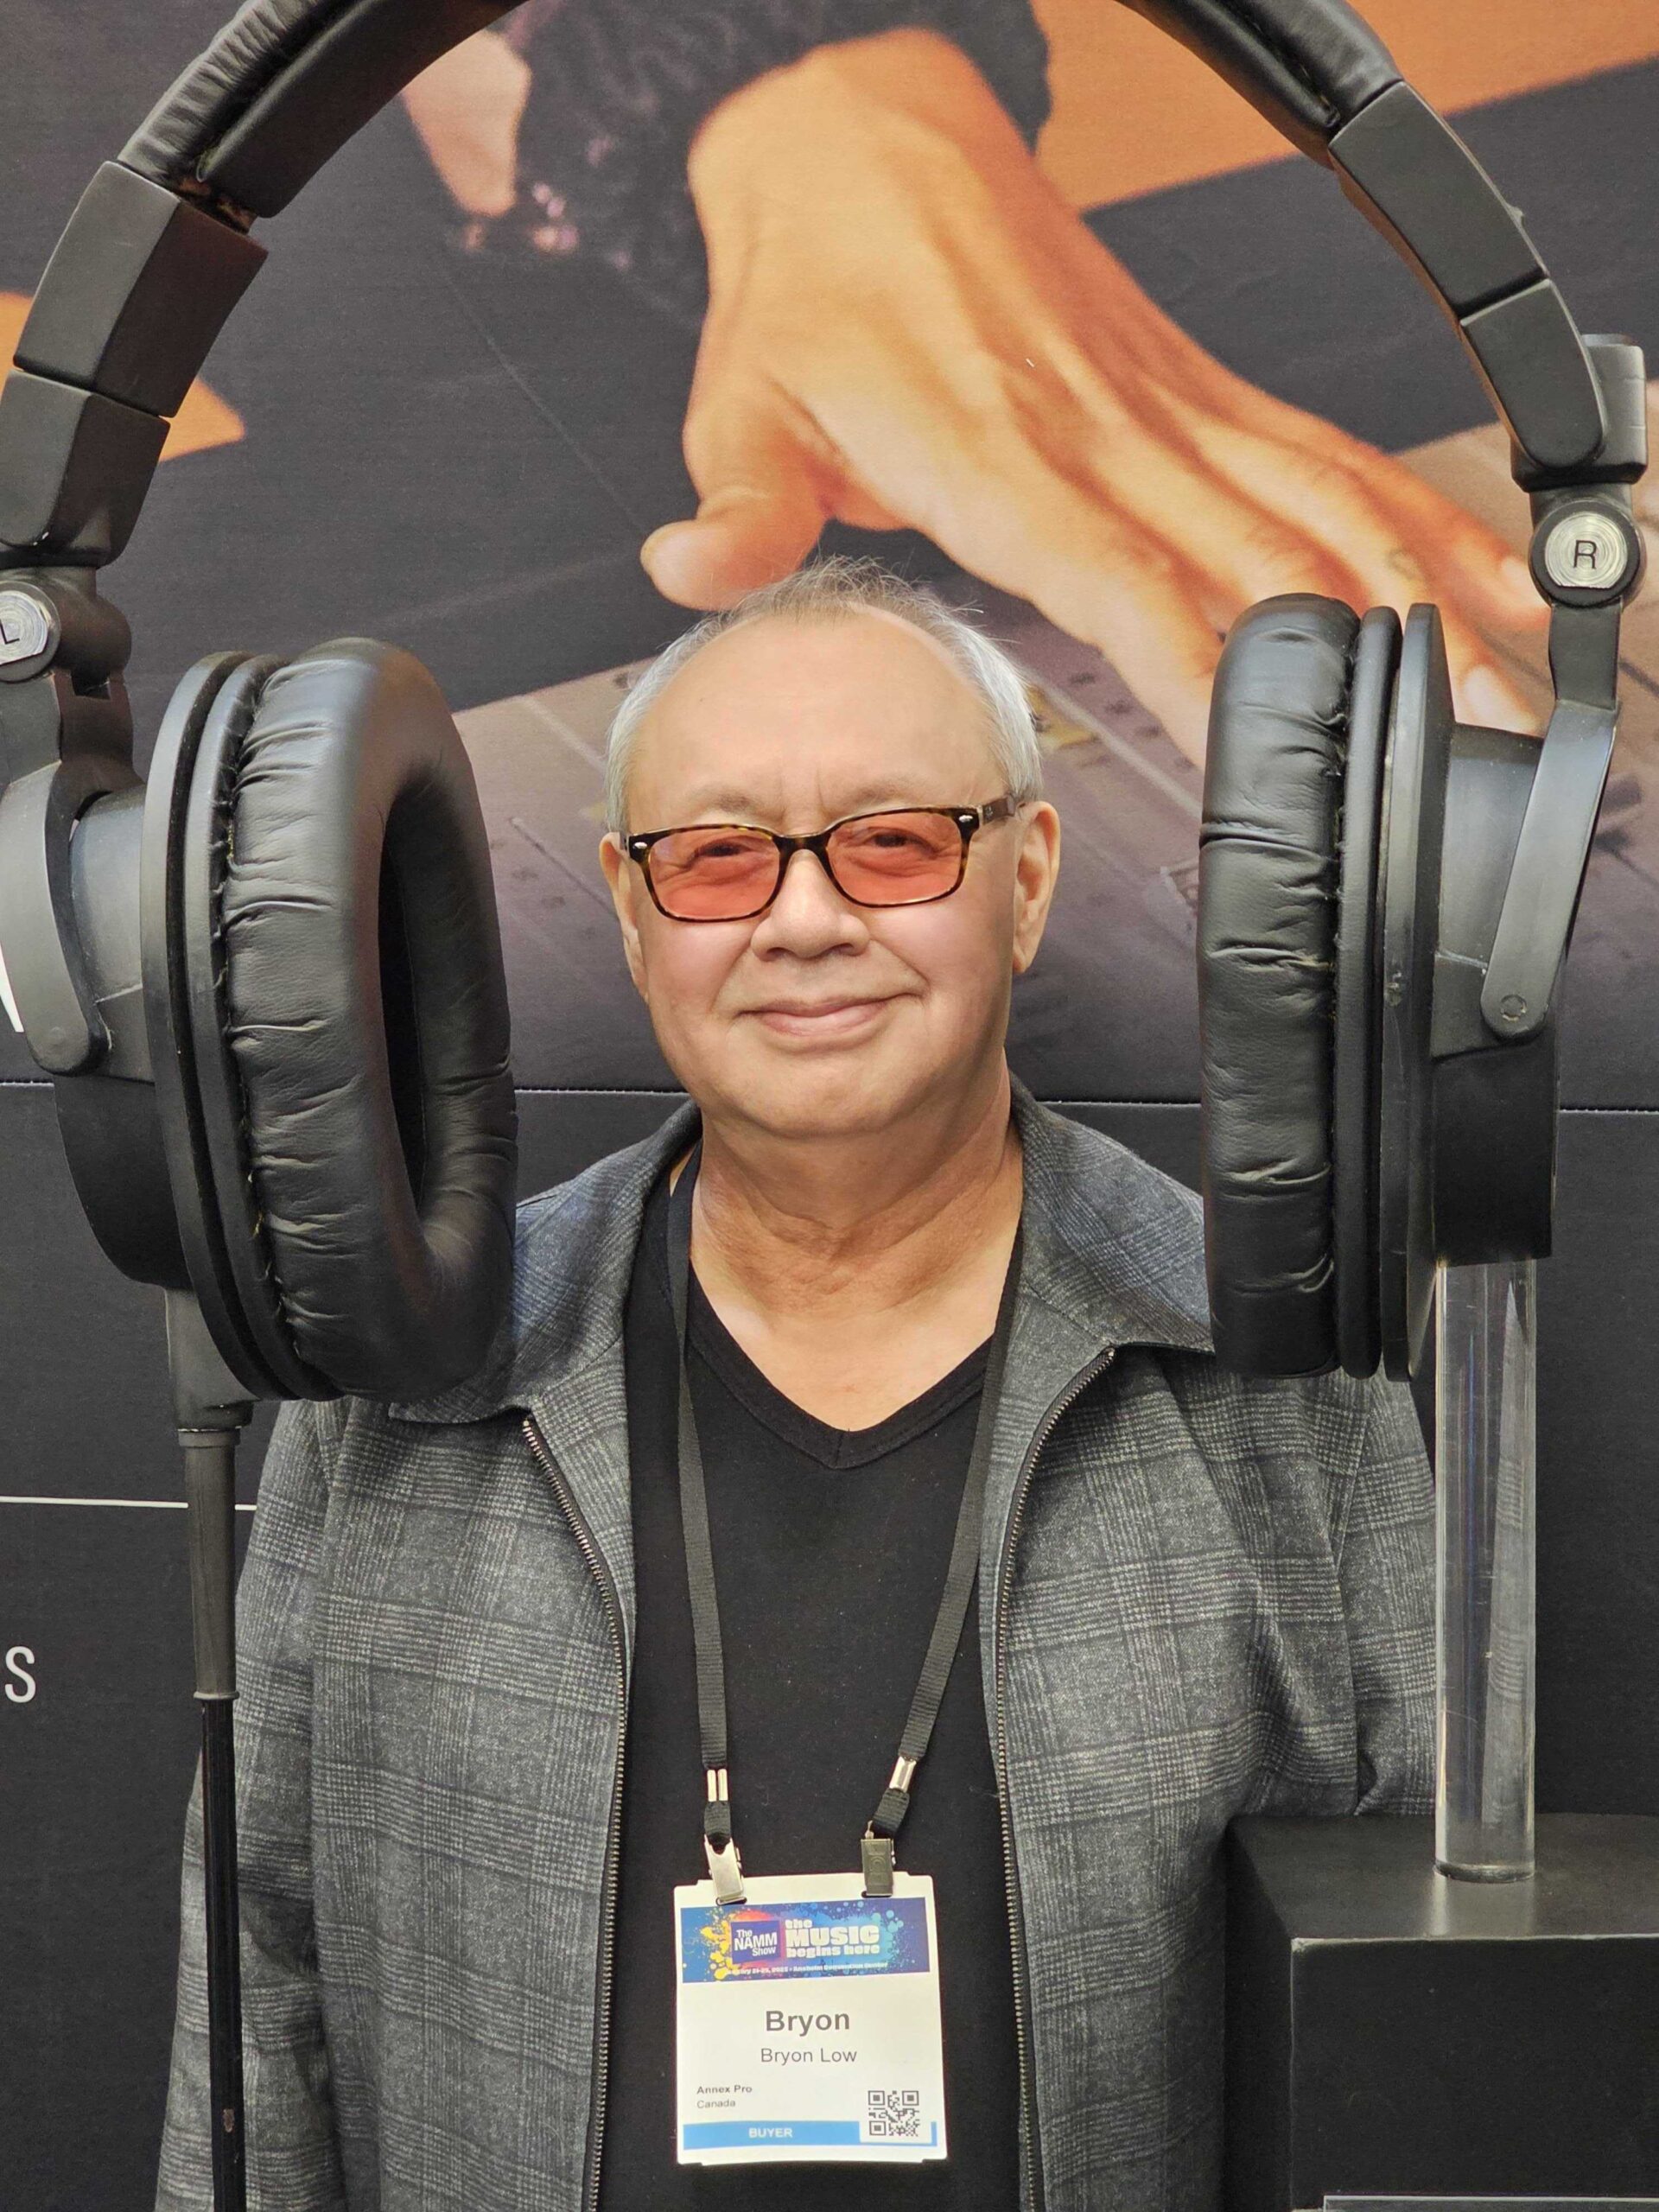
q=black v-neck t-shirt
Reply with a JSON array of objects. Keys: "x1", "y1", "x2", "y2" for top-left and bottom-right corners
[{"x1": 596, "y1": 1170, "x2": 1022, "y2": 2209}]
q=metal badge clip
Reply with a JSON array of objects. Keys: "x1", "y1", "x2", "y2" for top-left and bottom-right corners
[
  {"x1": 861, "y1": 1831, "x2": 896, "y2": 1898},
  {"x1": 705, "y1": 1834, "x2": 747, "y2": 1905},
  {"x1": 703, "y1": 1766, "x2": 746, "y2": 1903}
]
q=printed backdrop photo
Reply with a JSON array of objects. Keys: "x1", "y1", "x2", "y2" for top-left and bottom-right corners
[{"x1": 3, "y1": 5, "x2": 1658, "y2": 2206}]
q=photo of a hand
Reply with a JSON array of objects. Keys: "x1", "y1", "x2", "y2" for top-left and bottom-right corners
[
  {"x1": 405, "y1": 19, "x2": 1543, "y2": 764},
  {"x1": 652, "y1": 29, "x2": 1538, "y2": 761}
]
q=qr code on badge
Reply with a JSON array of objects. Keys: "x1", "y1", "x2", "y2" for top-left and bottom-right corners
[{"x1": 867, "y1": 2088, "x2": 922, "y2": 2139}]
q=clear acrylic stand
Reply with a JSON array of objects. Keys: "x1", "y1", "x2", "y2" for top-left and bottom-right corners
[{"x1": 1434, "y1": 1258, "x2": 1537, "y2": 1880}]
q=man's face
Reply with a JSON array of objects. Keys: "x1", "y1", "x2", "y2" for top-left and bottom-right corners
[{"x1": 600, "y1": 610, "x2": 1060, "y2": 1143}]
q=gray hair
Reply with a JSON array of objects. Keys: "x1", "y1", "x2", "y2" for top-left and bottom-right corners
[{"x1": 603, "y1": 557, "x2": 1042, "y2": 832}]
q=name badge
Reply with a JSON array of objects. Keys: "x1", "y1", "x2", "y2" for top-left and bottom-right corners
[{"x1": 673, "y1": 1869, "x2": 947, "y2": 2165}]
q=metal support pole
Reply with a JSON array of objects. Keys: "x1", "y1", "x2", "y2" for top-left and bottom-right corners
[
  {"x1": 183, "y1": 1432, "x2": 247, "y2": 2212},
  {"x1": 168, "y1": 1291, "x2": 253, "y2": 2211},
  {"x1": 1434, "y1": 1257, "x2": 1536, "y2": 1880}
]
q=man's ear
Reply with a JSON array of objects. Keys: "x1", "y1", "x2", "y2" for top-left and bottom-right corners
[
  {"x1": 1011, "y1": 802, "x2": 1060, "y2": 976},
  {"x1": 600, "y1": 832, "x2": 651, "y2": 999}
]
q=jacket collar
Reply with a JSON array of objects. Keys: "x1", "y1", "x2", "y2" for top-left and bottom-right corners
[
  {"x1": 390, "y1": 1083, "x2": 1213, "y2": 1665},
  {"x1": 391, "y1": 1080, "x2": 1212, "y2": 1433}
]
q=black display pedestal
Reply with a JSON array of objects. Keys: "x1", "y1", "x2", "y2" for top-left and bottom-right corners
[{"x1": 1225, "y1": 1814, "x2": 1659, "y2": 2210}]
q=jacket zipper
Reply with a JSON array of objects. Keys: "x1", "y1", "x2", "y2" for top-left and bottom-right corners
[
  {"x1": 522, "y1": 1413, "x2": 628, "y2": 2212},
  {"x1": 995, "y1": 1348, "x2": 1116, "y2": 2212}
]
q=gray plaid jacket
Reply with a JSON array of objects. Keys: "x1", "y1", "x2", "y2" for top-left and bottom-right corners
[{"x1": 156, "y1": 1089, "x2": 1433, "y2": 2212}]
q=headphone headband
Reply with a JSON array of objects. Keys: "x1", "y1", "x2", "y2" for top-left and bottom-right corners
[
  {"x1": 127, "y1": 0, "x2": 1395, "y2": 213},
  {"x1": 124, "y1": 0, "x2": 1393, "y2": 218}
]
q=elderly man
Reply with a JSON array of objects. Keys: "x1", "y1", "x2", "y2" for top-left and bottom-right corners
[{"x1": 156, "y1": 559, "x2": 1433, "y2": 2212}]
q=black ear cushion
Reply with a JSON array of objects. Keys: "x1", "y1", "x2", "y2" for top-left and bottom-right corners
[
  {"x1": 212, "y1": 639, "x2": 516, "y2": 1398},
  {"x1": 1198, "y1": 594, "x2": 1360, "y2": 1376}
]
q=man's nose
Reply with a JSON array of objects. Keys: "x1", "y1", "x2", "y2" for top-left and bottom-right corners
[{"x1": 749, "y1": 845, "x2": 868, "y2": 955}]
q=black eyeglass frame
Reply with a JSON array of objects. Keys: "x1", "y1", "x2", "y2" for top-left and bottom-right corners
[{"x1": 624, "y1": 795, "x2": 1023, "y2": 921}]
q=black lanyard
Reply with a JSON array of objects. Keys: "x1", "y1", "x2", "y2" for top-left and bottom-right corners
[{"x1": 666, "y1": 1144, "x2": 1023, "y2": 1903}]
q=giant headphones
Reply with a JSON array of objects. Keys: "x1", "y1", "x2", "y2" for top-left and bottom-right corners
[
  {"x1": 0, "y1": 4, "x2": 1643, "y2": 2202},
  {"x1": 0, "y1": 8, "x2": 1645, "y2": 1386},
  {"x1": 0, "y1": 1, "x2": 1645, "y2": 1419}
]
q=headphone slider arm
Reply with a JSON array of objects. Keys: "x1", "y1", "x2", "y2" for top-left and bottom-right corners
[{"x1": 1478, "y1": 684, "x2": 1618, "y2": 1045}]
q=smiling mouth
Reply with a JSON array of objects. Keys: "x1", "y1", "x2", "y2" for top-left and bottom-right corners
[{"x1": 747, "y1": 997, "x2": 896, "y2": 1035}]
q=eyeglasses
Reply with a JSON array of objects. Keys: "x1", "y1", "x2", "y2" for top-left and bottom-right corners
[{"x1": 624, "y1": 797, "x2": 1020, "y2": 922}]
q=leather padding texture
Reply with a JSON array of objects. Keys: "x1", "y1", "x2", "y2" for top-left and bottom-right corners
[
  {"x1": 124, "y1": 0, "x2": 1398, "y2": 207},
  {"x1": 215, "y1": 639, "x2": 515, "y2": 1396},
  {"x1": 60, "y1": 0, "x2": 1411, "y2": 613},
  {"x1": 1198, "y1": 594, "x2": 1358, "y2": 1376},
  {"x1": 122, "y1": 0, "x2": 516, "y2": 214}
]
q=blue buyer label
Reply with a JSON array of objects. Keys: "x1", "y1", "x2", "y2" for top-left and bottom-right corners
[{"x1": 679, "y1": 1894, "x2": 931, "y2": 1984}]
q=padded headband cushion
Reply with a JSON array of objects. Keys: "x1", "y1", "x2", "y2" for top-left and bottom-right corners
[
  {"x1": 124, "y1": 0, "x2": 1395, "y2": 209},
  {"x1": 216, "y1": 639, "x2": 515, "y2": 1396},
  {"x1": 124, "y1": 0, "x2": 518, "y2": 214},
  {"x1": 1198, "y1": 594, "x2": 1358, "y2": 1376},
  {"x1": 121, "y1": 0, "x2": 1399, "y2": 219}
]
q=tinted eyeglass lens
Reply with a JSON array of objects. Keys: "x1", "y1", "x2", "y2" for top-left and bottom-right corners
[
  {"x1": 827, "y1": 811, "x2": 964, "y2": 904},
  {"x1": 648, "y1": 825, "x2": 782, "y2": 918}
]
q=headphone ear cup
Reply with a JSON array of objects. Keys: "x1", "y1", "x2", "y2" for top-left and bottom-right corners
[
  {"x1": 1198, "y1": 594, "x2": 1360, "y2": 1377},
  {"x1": 174, "y1": 639, "x2": 517, "y2": 1399}
]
